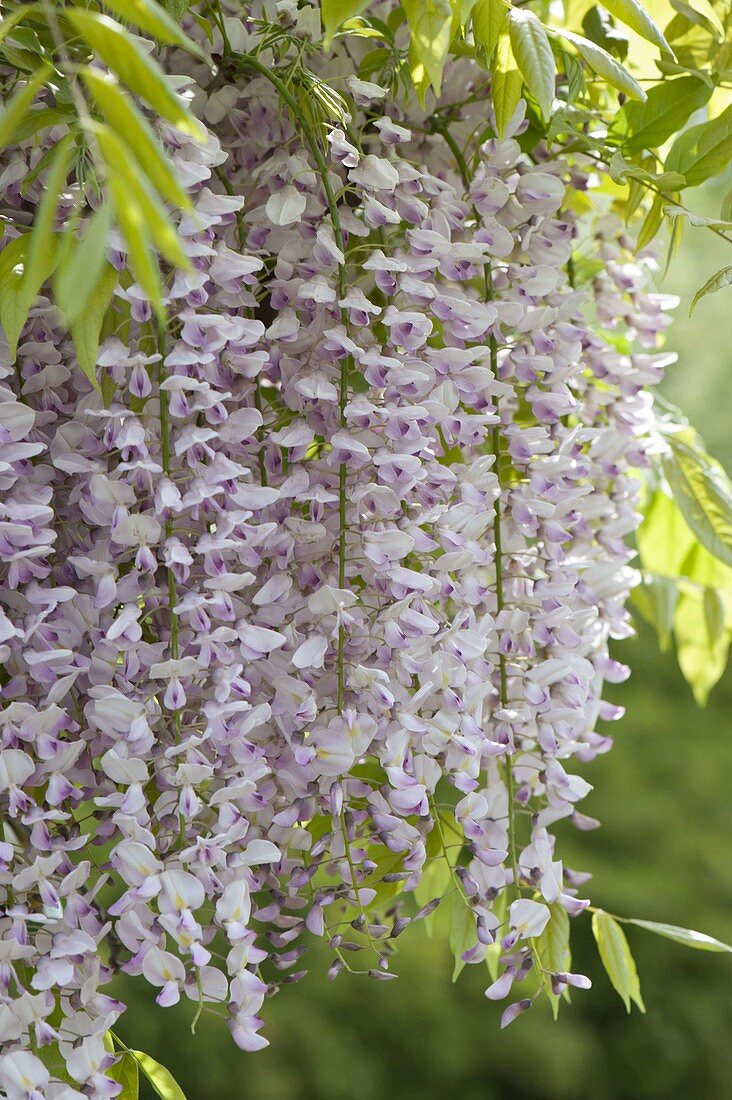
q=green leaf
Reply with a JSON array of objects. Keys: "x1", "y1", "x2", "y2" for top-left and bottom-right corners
[
  {"x1": 81, "y1": 68, "x2": 193, "y2": 214},
  {"x1": 54, "y1": 203, "x2": 114, "y2": 324},
  {"x1": 637, "y1": 487, "x2": 695, "y2": 577},
  {"x1": 600, "y1": 0, "x2": 673, "y2": 53},
  {"x1": 322, "y1": 0, "x2": 370, "y2": 46},
  {"x1": 485, "y1": 888, "x2": 507, "y2": 982},
  {"x1": 70, "y1": 264, "x2": 118, "y2": 390},
  {"x1": 0, "y1": 63, "x2": 51, "y2": 148},
  {"x1": 663, "y1": 433, "x2": 732, "y2": 567},
  {"x1": 670, "y1": 0, "x2": 724, "y2": 39},
  {"x1": 101, "y1": 0, "x2": 205, "y2": 57},
  {"x1": 448, "y1": 891, "x2": 475, "y2": 983},
  {"x1": 592, "y1": 910, "x2": 645, "y2": 1013},
  {"x1": 161, "y1": 0, "x2": 189, "y2": 19},
  {"x1": 10, "y1": 106, "x2": 72, "y2": 143},
  {"x1": 704, "y1": 585, "x2": 725, "y2": 645},
  {"x1": 721, "y1": 188, "x2": 732, "y2": 223},
  {"x1": 636, "y1": 193, "x2": 665, "y2": 249},
  {"x1": 94, "y1": 124, "x2": 190, "y2": 271},
  {"x1": 130, "y1": 1051, "x2": 187, "y2": 1100},
  {"x1": 0, "y1": 4, "x2": 34, "y2": 46},
  {"x1": 23, "y1": 133, "x2": 73, "y2": 302},
  {"x1": 0, "y1": 236, "x2": 33, "y2": 359},
  {"x1": 402, "y1": 0, "x2": 453, "y2": 98},
  {"x1": 618, "y1": 75, "x2": 711, "y2": 153},
  {"x1": 508, "y1": 9, "x2": 555, "y2": 120},
  {"x1": 451, "y1": 0, "x2": 479, "y2": 37},
  {"x1": 631, "y1": 573, "x2": 679, "y2": 651},
  {"x1": 472, "y1": 0, "x2": 508, "y2": 63},
  {"x1": 664, "y1": 204, "x2": 732, "y2": 231},
  {"x1": 624, "y1": 918, "x2": 732, "y2": 953},
  {"x1": 535, "y1": 903, "x2": 571, "y2": 1020},
  {"x1": 107, "y1": 1051, "x2": 140, "y2": 1099},
  {"x1": 491, "y1": 27, "x2": 522, "y2": 138},
  {"x1": 66, "y1": 11, "x2": 204, "y2": 138},
  {"x1": 690, "y1": 265, "x2": 732, "y2": 314},
  {"x1": 674, "y1": 551, "x2": 731, "y2": 705},
  {"x1": 667, "y1": 105, "x2": 732, "y2": 189},
  {"x1": 553, "y1": 28, "x2": 646, "y2": 101}
]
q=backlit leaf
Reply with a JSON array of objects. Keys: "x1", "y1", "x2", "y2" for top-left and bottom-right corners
[
  {"x1": 101, "y1": 0, "x2": 205, "y2": 56},
  {"x1": 625, "y1": 918, "x2": 732, "y2": 953},
  {"x1": 402, "y1": 0, "x2": 453, "y2": 98},
  {"x1": 70, "y1": 264, "x2": 118, "y2": 390},
  {"x1": 592, "y1": 910, "x2": 645, "y2": 1013},
  {"x1": 491, "y1": 27, "x2": 522, "y2": 139},
  {"x1": 508, "y1": 8, "x2": 555, "y2": 120},
  {"x1": 663, "y1": 432, "x2": 732, "y2": 566},
  {"x1": 448, "y1": 891, "x2": 475, "y2": 983},
  {"x1": 601, "y1": 0, "x2": 673, "y2": 53},
  {"x1": 472, "y1": 0, "x2": 509, "y2": 63},
  {"x1": 535, "y1": 903, "x2": 571, "y2": 1020},
  {"x1": 66, "y1": 11, "x2": 204, "y2": 138},
  {"x1": 81, "y1": 68, "x2": 193, "y2": 213},
  {"x1": 24, "y1": 133, "x2": 73, "y2": 303},
  {"x1": 54, "y1": 203, "x2": 114, "y2": 324},
  {"x1": 130, "y1": 1051, "x2": 187, "y2": 1100},
  {"x1": 322, "y1": 0, "x2": 371, "y2": 46},
  {"x1": 554, "y1": 28, "x2": 646, "y2": 100}
]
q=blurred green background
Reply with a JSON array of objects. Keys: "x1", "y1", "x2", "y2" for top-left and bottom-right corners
[{"x1": 115, "y1": 176, "x2": 732, "y2": 1099}]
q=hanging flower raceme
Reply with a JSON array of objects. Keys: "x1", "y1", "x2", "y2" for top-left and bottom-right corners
[{"x1": 0, "y1": 3, "x2": 677, "y2": 1091}]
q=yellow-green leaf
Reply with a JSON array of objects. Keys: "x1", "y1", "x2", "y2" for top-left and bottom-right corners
[
  {"x1": 130, "y1": 1051, "x2": 187, "y2": 1100},
  {"x1": 592, "y1": 910, "x2": 645, "y2": 1013},
  {"x1": 472, "y1": 0, "x2": 508, "y2": 63},
  {"x1": 625, "y1": 918, "x2": 732, "y2": 953},
  {"x1": 554, "y1": 28, "x2": 646, "y2": 101},
  {"x1": 322, "y1": 0, "x2": 371, "y2": 47},
  {"x1": 666, "y1": 105, "x2": 732, "y2": 189},
  {"x1": 101, "y1": 0, "x2": 205, "y2": 57},
  {"x1": 54, "y1": 203, "x2": 114, "y2": 324},
  {"x1": 0, "y1": 4, "x2": 34, "y2": 46},
  {"x1": 491, "y1": 27, "x2": 522, "y2": 139},
  {"x1": 0, "y1": 236, "x2": 33, "y2": 359},
  {"x1": 24, "y1": 133, "x2": 73, "y2": 302},
  {"x1": 636, "y1": 193, "x2": 664, "y2": 249},
  {"x1": 66, "y1": 11, "x2": 204, "y2": 138},
  {"x1": 663, "y1": 433, "x2": 732, "y2": 567},
  {"x1": 70, "y1": 264, "x2": 118, "y2": 390},
  {"x1": 535, "y1": 903, "x2": 571, "y2": 1020},
  {"x1": 601, "y1": 0, "x2": 672, "y2": 53},
  {"x1": 448, "y1": 892, "x2": 475, "y2": 982},
  {"x1": 95, "y1": 124, "x2": 190, "y2": 272},
  {"x1": 107, "y1": 1051, "x2": 140, "y2": 1099},
  {"x1": 508, "y1": 8, "x2": 555, "y2": 120},
  {"x1": 81, "y1": 68, "x2": 193, "y2": 214},
  {"x1": 402, "y1": 0, "x2": 453, "y2": 98}
]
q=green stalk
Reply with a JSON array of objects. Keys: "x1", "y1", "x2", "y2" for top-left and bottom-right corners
[
  {"x1": 234, "y1": 54, "x2": 373, "y2": 943},
  {"x1": 433, "y1": 118, "x2": 521, "y2": 894},
  {"x1": 157, "y1": 322, "x2": 181, "y2": 741}
]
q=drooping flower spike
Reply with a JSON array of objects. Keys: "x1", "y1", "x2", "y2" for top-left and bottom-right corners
[{"x1": 0, "y1": 3, "x2": 676, "y2": 1092}]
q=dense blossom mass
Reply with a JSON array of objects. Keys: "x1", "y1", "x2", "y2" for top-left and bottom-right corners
[{"x1": 0, "y1": 3, "x2": 677, "y2": 1094}]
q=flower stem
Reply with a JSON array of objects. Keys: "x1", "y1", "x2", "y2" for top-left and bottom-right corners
[{"x1": 157, "y1": 322, "x2": 181, "y2": 740}]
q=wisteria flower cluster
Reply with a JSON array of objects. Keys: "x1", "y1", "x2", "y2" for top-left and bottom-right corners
[{"x1": 0, "y1": 3, "x2": 678, "y2": 1094}]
